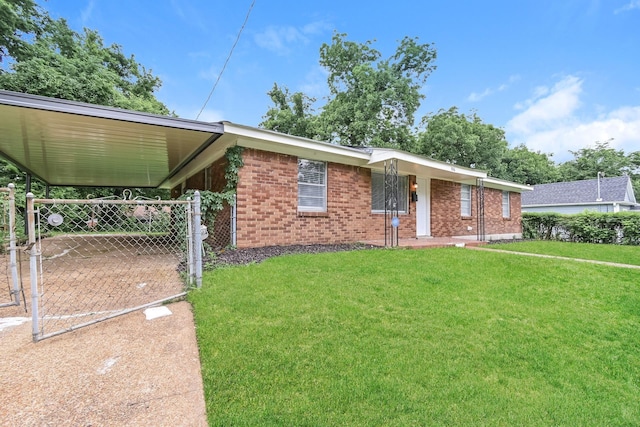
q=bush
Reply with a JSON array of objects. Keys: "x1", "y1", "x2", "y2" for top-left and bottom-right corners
[{"x1": 522, "y1": 211, "x2": 640, "y2": 245}]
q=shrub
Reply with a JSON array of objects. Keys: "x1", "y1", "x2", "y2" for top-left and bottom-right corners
[{"x1": 523, "y1": 211, "x2": 640, "y2": 245}]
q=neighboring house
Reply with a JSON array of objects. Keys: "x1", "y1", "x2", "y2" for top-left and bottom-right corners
[
  {"x1": 165, "y1": 122, "x2": 531, "y2": 248},
  {"x1": 522, "y1": 175, "x2": 639, "y2": 214}
]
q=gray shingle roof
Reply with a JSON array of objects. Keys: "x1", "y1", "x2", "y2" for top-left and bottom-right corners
[{"x1": 522, "y1": 176, "x2": 635, "y2": 206}]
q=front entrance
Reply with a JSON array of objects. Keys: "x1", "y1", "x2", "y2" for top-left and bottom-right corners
[{"x1": 416, "y1": 177, "x2": 431, "y2": 236}]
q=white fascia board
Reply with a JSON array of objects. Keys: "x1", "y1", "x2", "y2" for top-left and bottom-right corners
[
  {"x1": 483, "y1": 177, "x2": 533, "y2": 193},
  {"x1": 0, "y1": 89, "x2": 223, "y2": 133},
  {"x1": 222, "y1": 122, "x2": 371, "y2": 164},
  {"x1": 368, "y1": 149, "x2": 486, "y2": 179},
  {"x1": 522, "y1": 201, "x2": 624, "y2": 208}
]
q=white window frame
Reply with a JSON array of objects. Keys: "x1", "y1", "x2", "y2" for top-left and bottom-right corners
[
  {"x1": 297, "y1": 159, "x2": 327, "y2": 212},
  {"x1": 502, "y1": 191, "x2": 510, "y2": 218},
  {"x1": 371, "y1": 172, "x2": 409, "y2": 213},
  {"x1": 461, "y1": 184, "x2": 472, "y2": 217}
]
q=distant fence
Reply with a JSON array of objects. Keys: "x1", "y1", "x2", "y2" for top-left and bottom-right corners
[
  {"x1": 522, "y1": 211, "x2": 640, "y2": 245},
  {"x1": 0, "y1": 184, "x2": 22, "y2": 309}
]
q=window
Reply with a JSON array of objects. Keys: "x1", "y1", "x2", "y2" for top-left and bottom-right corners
[
  {"x1": 298, "y1": 159, "x2": 326, "y2": 211},
  {"x1": 502, "y1": 191, "x2": 510, "y2": 218},
  {"x1": 371, "y1": 172, "x2": 408, "y2": 213},
  {"x1": 461, "y1": 184, "x2": 472, "y2": 216}
]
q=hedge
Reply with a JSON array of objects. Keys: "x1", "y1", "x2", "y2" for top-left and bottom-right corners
[{"x1": 522, "y1": 211, "x2": 640, "y2": 245}]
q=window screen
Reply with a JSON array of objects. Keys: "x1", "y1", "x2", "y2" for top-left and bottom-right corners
[
  {"x1": 461, "y1": 184, "x2": 472, "y2": 216},
  {"x1": 371, "y1": 172, "x2": 408, "y2": 213},
  {"x1": 298, "y1": 159, "x2": 326, "y2": 211}
]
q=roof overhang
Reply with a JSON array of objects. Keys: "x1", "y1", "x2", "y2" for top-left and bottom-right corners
[
  {"x1": 161, "y1": 122, "x2": 373, "y2": 188},
  {"x1": 0, "y1": 90, "x2": 224, "y2": 188},
  {"x1": 368, "y1": 149, "x2": 486, "y2": 184}
]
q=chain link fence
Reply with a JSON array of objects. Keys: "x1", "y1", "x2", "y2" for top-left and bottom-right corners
[
  {"x1": 26, "y1": 192, "x2": 202, "y2": 341},
  {"x1": 0, "y1": 184, "x2": 23, "y2": 309}
]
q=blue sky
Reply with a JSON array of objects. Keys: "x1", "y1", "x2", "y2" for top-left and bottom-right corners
[{"x1": 43, "y1": 0, "x2": 640, "y2": 162}]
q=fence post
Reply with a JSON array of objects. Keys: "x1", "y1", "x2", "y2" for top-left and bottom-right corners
[
  {"x1": 193, "y1": 191, "x2": 203, "y2": 288},
  {"x1": 231, "y1": 193, "x2": 237, "y2": 247},
  {"x1": 26, "y1": 193, "x2": 40, "y2": 341},
  {"x1": 7, "y1": 184, "x2": 20, "y2": 307},
  {"x1": 186, "y1": 197, "x2": 195, "y2": 286}
]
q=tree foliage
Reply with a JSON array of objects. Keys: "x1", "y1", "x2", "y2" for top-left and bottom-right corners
[
  {"x1": 320, "y1": 33, "x2": 436, "y2": 149},
  {"x1": 501, "y1": 144, "x2": 559, "y2": 185},
  {"x1": 558, "y1": 139, "x2": 640, "y2": 198},
  {"x1": 261, "y1": 32, "x2": 436, "y2": 150},
  {"x1": 0, "y1": 0, "x2": 40, "y2": 63},
  {"x1": 260, "y1": 83, "x2": 319, "y2": 139},
  {"x1": 0, "y1": 0, "x2": 172, "y2": 198},
  {"x1": 417, "y1": 107, "x2": 508, "y2": 176},
  {"x1": 0, "y1": 15, "x2": 170, "y2": 114}
]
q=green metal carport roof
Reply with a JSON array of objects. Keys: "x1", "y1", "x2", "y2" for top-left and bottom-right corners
[{"x1": 0, "y1": 90, "x2": 224, "y2": 188}]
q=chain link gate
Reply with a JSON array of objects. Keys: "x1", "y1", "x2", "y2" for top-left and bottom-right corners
[
  {"x1": 26, "y1": 191, "x2": 202, "y2": 342},
  {"x1": 0, "y1": 184, "x2": 23, "y2": 309}
]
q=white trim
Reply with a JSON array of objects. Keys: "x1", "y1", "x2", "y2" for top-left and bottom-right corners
[
  {"x1": 483, "y1": 177, "x2": 532, "y2": 192},
  {"x1": 368, "y1": 149, "x2": 486, "y2": 179},
  {"x1": 297, "y1": 159, "x2": 327, "y2": 212}
]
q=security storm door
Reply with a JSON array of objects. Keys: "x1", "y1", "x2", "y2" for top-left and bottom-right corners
[{"x1": 416, "y1": 177, "x2": 431, "y2": 236}]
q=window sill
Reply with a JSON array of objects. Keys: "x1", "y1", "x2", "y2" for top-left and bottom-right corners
[
  {"x1": 461, "y1": 216, "x2": 473, "y2": 220},
  {"x1": 297, "y1": 211, "x2": 329, "y2": 218},
  {"x1": 371, "y1": 211, "x2": 409, "y2": 215}
]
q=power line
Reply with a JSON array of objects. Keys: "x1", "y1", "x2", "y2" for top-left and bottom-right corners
[{"x1": 196, "y1": 0, "x2": 256, "y2": 121}]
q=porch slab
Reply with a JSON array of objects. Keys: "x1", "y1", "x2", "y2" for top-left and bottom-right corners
[{"x1": 363, "y1": 236, "x2": 488, "y2": 249}]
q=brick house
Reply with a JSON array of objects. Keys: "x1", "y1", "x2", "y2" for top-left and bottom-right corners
[
  {"x1": 0, "y1": 89, "x2": 529, "y2": 249},
  {"x1": 165, "y1": 122, "x2": 530, "y2": 249}
]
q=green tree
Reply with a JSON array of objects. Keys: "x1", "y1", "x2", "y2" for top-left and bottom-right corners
[
  {"x1": 502, "y1": 144, "x2": 559, "y2": 185},
  {"x1": 0, "y1": 17, "x2": 170, "y2": 114},
  {"x1": 417, "y1": 107, "x2": 508, "y2": 176},
  {"x1": 320, "y1": 33, "x2": 436, "y2": 150},
  {"x1": 558, "y1": 139, "x2": 632, "y2": 181},
  {"x1": 260, "y1": 83, "x2": 319, "y2": 139},
  {"x1": 558, "y1": 139, "x2": 640, "y2": 199},
  {"x1": 0, "y1": 0, "x2": 40, "y2": 63},
  {"x1": 262, "y1": 33, "x2": 436, "y2": 150},
  {"x1": 0, "y1": 1, "x2": 172, "y2": 197}
]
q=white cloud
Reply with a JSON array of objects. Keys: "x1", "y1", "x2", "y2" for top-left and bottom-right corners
[
  {"x1": 254, "y1": 21, "x2": 331, "y2": 56},
  {"x1": 506, "y1": 75, "x2": 640, "y2": 161},
  {"x1": 80, "y1": 0, "x2": 95, "y2": 25},
  {"x1": 467, "y1": 74, "x2": 520, "y2": 102},
  {"x1": 615, "y1": 0, "x2": 640, "y2": 13},
  {"x1": 468, "y1": 88, "x2": 493, "y2": 102},
  {"x1": 507, "y1": 75, "x2": 582, "y2": 135}
]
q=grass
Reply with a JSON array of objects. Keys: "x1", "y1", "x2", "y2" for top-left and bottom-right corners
[
  {"x1": 491, "y1": 240, "x2": 640, "y2": 266},
  {"x1": 189, "y1": 247, "x2": 640, "y2": 426}
]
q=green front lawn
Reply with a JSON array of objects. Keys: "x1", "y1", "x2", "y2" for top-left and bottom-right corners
[
  {"x1": 190, "y1": 247, "x2": 640, "y2": 426},
  {"x1": 492, "y1": 240, "x2": 640, "y2": 266}
]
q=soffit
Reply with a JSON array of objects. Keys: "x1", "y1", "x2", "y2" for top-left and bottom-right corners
[{"x1": 0, "y1": 90, "x2": 223, "y2": 188}]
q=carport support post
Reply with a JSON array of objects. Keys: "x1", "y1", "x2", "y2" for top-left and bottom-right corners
[
  {"x1": 193, "y1": 191, "x2": 203, "y2": 288},
  {"x1": 26, "y1": 193, "x2": 40, "y2": 341}
]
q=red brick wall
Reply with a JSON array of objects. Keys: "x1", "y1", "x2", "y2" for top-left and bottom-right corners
[
  {"x1": 430, "y1": 179, "x2": 522, "y2": 238},
  {"x1": 236, "y1": 149, "x2": 416, "y2": 248}
]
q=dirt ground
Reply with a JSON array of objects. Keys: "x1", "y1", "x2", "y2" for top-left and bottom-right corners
[{"x1": 0, "y1": 300, "x2": 207, "y2": 426}]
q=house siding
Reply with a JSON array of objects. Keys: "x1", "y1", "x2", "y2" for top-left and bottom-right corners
[
  {"x1": 430, "y1": 180, "x2": 522, "y2": 238},
  {"x1": 236, "y1": 148, "x2": 416, "y2": 248},
  {"x1": 175, "y1": 148, "x2": 523, "y2": 248}
]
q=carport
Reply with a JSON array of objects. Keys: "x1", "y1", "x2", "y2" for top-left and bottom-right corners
[
  {"x1": 0, "y1": 89, "x2": 223, "y2": 341},
  {"x1": 0, "y1": 89, "x2": 224, "y2": 189}
]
